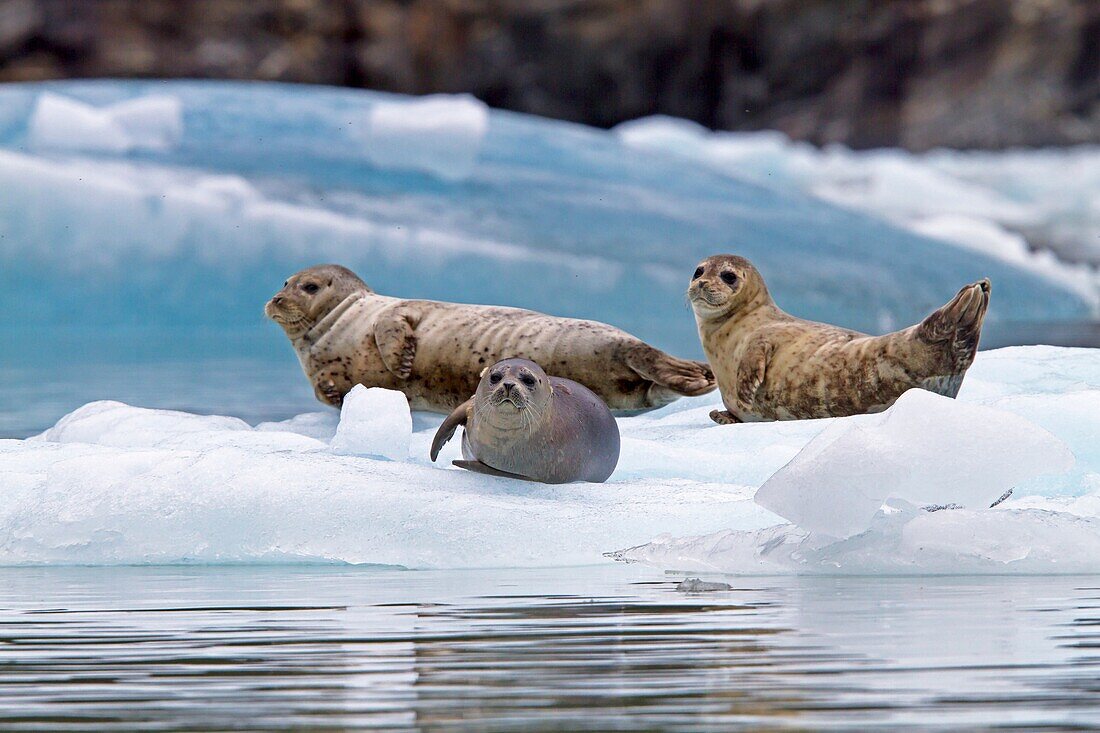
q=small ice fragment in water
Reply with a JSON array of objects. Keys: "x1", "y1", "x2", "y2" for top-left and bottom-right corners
[
  {"x1": 362, "y1": 94, "x2": 489, "y2": 181},
  {"x1": 329, "y1": 386, "x2": 412, "y2": 461},
  {"x1": 676, "y1": 578, "x2": 733, "y2": 593}
]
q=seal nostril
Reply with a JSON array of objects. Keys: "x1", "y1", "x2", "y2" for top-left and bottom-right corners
[
  {"x1": 272, "y1": 295, "x2": 284, "y2": 305},
  {"x1": 503, "y1": 381, "x2": 515, "y2": 393}
]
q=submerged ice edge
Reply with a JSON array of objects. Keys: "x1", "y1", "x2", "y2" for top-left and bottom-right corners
[{"x1": 1, "y1": 346, "x2": 1098, "y2": 572}]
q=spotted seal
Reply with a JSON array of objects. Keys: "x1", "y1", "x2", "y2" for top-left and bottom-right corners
[
  {"x1": 266, "y1": 264, "x2": 714, "y2": 413},
  {"x1": 688, "y1": 254, "x2": 991, "y2": 423}
]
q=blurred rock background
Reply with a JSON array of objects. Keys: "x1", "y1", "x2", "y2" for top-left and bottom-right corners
[{"x1": 1, "y1": 0, "x2": 1098, "y2": 150}]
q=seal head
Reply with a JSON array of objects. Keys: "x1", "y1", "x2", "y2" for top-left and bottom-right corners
[
  {"x1": 475, "y1": 358, "x2": 553, "y2": 430},
  {"x1": 687, "y1": 254, "x2": 770, "y2": 322},
  {"x1": 264, "y1": 264, "x2": 370, "y2": 338},
  {"x1": 430, "y1": 357, "x2": 620, "y2": 484}
]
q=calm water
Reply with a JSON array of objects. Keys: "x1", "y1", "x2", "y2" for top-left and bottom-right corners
[{"x1": 0, "y1": 564, "x2": 1098, "y2": 731}]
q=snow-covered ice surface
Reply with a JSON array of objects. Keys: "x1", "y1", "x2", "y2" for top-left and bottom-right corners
[
  {"x1": 1, "y1": 346, "x2": 1098, "y2": 572},
  {"x1": 0, "y1": 81, "x2": 1092, "y2": 358},
  {"x1": 616, "y1": 117, "x2": 1100, "y2": 308}
]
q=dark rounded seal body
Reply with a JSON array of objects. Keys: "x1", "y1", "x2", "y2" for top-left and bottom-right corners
[
  {"x1": 430, "y1": 358, "x2": 620, "y2": 484},
  {"x1": 265, "y1": 265, "x2": 714, "y2": 414},
  {"x1": 688, "y1": 255, "x2": 991, "y2": 423}
]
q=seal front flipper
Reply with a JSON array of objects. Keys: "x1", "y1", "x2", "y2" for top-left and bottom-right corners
[
  {"x1": 314, "y1": 377, "x2": 344, "y2": 407},
  {"x1": 452, "y1": 459, "x2": 530, "y2": 481},
  {"x1": 430, "y1": 399, "x2": 472, "y2": 462},
  {"x1": 625, "y1": 345, "x2": 716, "y2": 397},
  {"x1": 712, "y1": 407, "x2": 739, "y2": 424},
  {"x1": 374, "y1": 305, "x2": 421, "y2": 379},
  {"x1": 736, "y1": 340, "x2": 772, "y2": 413}
]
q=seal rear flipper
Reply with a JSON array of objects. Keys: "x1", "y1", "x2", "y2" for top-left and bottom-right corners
[
  {"x1": 430, "y1": 399, "x2": 472, "y2": 462},
  {"x1": 452, "y1": 459, "x2": 531, "y2": 481},
  {"x1": 374, "y1": 306, "x2": 421, "y2": 379},
  {"x1": 916, "y1": 279, "x2": 990, "y2": 371},
  {"x1": 625, "y1": 346, "x2": 716, "y2": 398}
]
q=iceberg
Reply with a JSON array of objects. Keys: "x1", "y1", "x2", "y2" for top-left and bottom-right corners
[
  {"x1": 615, "y1": 117, "x2": 1100, "y2": 306},
  {"x1": 1, "y1": 345, "x2": 1097, "y2": 571},
  {"x1": 0, "y1": 81, "x2": 1092, "y2": 364}
]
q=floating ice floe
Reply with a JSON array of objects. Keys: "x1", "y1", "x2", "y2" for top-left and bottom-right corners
[
  {"x1": 1, "y1": 346, "x2": 1098, "y2": 572},
  {"x1": 28, "y1": 93, "x2": 183, "y2": 153}
]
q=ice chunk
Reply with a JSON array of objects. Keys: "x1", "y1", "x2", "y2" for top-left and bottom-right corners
[
  {"x1": 105, "y1": 95, "x2": 184, "y2": 151},
  {"x1": 28, "y1": 93, "x2": 131, "y2": 153},
  {"x1": 27, "y1": 93, "x2": 183, "y2": 154},
  {"x1": 755, "y1": 390, "x2": 1074, "y2": 539},
  {"x1": 362, "y1": 94, "x2": 489, "y2": 181},
  {"x1": 329, "y1": 386, "x2": 412, "y2": 461},
  {"x1": 676, "y1": 578, "x2": 732, "y2": 593}
]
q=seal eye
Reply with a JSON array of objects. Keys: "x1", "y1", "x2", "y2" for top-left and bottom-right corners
[
  {"x1": 302, "y1": 282, "x2": 320, "y2": 295},
  {"x1": 692, "y1": 266, "x2": 704, "y2": 280},
  {"x1": 489, "y1": 372, "x2": 503, "y2": 384},
  {"x1": 520, "y1": 374, "x2": 537, "y2": 388},
  {"x1": 720, "y1": 272, "x2": 738, "y2": 287}
]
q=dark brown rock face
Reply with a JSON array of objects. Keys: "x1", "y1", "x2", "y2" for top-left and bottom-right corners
[{"x1": 2, "y1": 0, "x2": 1098, "y2": 150}]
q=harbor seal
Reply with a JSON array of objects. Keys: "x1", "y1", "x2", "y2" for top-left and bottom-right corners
[
  {"x1": 688, "y1": 254, "x2": 991, "y2": 423},
  {"x1": 266, "y1": 264, "x2": 714, "y2": 413},
  {"x1": 429, "y1": 358, "x2": 620, "y2": 483}
]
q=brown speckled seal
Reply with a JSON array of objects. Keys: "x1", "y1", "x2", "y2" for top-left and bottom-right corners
[
  {"x1": 266, "y1": 264, "x2": 715, "y2": 413},
  {"x1": 688, "y1": 254, "x2": 991, "y2": 423},
  {"x1": 429, "y1": 358, "x2": 620, "y2": 484}
]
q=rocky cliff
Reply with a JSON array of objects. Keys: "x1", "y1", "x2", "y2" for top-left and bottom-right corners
[{"x1": 2, "y1": 0, "x2": 1098, "y2": 150}]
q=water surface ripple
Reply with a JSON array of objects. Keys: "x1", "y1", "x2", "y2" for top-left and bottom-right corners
[{"x1": 0, "y1": 566, "x2": 1097, "y2": 731}]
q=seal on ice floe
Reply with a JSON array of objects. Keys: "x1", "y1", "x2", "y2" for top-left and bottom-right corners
[
  {"x1": 265, "y1": 264, "x2": 714, "y2": 413},
  {"x1": 429, "y1": 358, "x2": 620, "y2": 484},
  {"x1": 688, "y1": 254, "x2": 990, "y2": 423}
]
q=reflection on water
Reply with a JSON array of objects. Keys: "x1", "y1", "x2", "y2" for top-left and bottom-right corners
[{"x1": 0, "y1": 565, "x2": 1098, "y2": 731}]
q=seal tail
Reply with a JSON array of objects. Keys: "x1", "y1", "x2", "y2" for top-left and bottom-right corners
[
  {"x1": 916, "y1": 278, "x2": 991, "y2": 372},
  {"x1": 626, "y1": 346, "x2": 717, "y2": 398}
]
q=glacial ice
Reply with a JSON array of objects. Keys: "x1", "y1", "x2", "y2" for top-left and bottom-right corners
[
  {"x1": 616, "y1": 117, "x2": 1100, "y2": 306},
  {"x1": 329, "y1": 386, "x2": 412, "y2": 461},
  {"x1": 0, "y1": 81, "x2": 1092, "y2": 361},
  {"x1": 361, "y1": 94, "x2": 489, "y2": 181},
  {"x1": 1, "y1": 346, "x2": 1098, "y2": 572}
]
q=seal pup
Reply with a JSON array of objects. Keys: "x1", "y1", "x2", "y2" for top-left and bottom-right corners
[
  {"x1": 688, "y1": 255, "x2": 991, "y2": 423},
  {"x1": 429, "y1": 358, "x2": 620, "y2": 483},
  {"x1": 266, "y1": 264, "x2": 714, "y2": 413}
]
